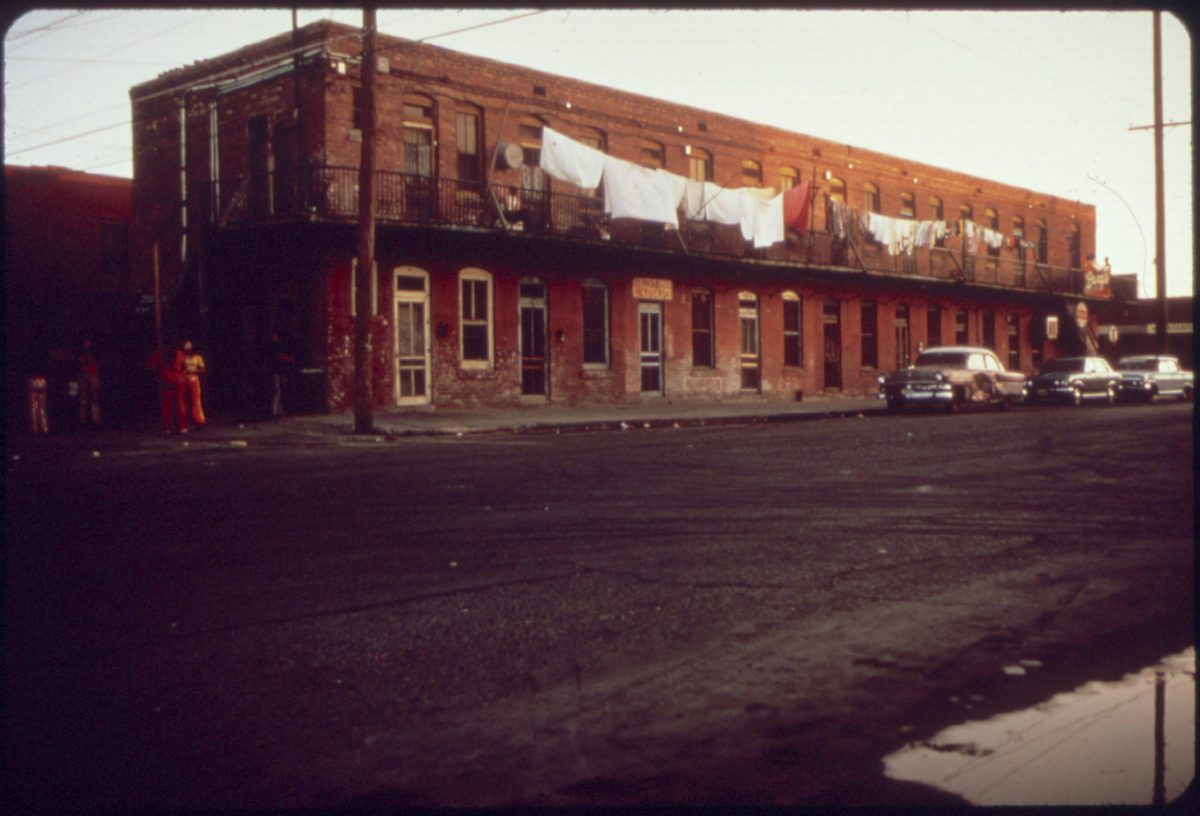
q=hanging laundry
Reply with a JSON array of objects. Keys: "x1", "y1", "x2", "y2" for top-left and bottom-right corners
[
  {"x1": 741, "y1": 186, "x2": 778, "y2": 202},
  {"x1": 683, "y1": 178, "x2": 707, "y2": 220},
  {"x1": 983, "y1": 227, "x2": 1005, "y2": 250},
  {"x1": 782, "y1": 180, "x2": 812, "y2": 233},
  {"x1": 601, "y1": 155, "x2": 679, "y2": 227},
  {"x1": 701, "y1": 181, "x2": 742, "y2": 226},
  {"x1": 539, "y1": 126, "x2": 605, "y2": 190},
  {"x1": 739, "y1": 189, "x2": 784, "y2": 248},
  {"x1": 827, "y1": 198, "x2": 851, "y2": 239},
  {"x1": 897, "y1": 219, "x2": 919, "y2": 256},
  {"x1": 655, "y1": 169, "x2": 689, "y2": 210}
]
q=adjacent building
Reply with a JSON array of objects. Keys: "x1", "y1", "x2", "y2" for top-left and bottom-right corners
[{"x1": 129, "y1": 19, "x2": 1119, "y2": 414}]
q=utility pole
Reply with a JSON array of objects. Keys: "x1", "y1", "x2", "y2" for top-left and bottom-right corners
[
  {"x1": 354, "y1": 7, "x2": 377, "y2": 433},
  {"x1": 1152, "y1": 9, "x2": 1168, "y2": 353}
]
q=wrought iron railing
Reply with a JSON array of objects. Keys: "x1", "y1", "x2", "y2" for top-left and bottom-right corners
[{"x1": 207, "y1": 165, "x2": 1090, "y2": 296}]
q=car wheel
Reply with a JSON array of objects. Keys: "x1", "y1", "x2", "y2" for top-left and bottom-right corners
[
  {"x1": 1182, "y1": 385, "x2": 1193, "y2": 402},
  {"x1": 1071, "y1": 385, "x2": 1084, "y2": 406},
  {"x1": 1105, "y1": 384, "x2": 1117, "y2": 405},
  {"x1": 886, "y1": 397, "x2": 903, "y2": 412}
]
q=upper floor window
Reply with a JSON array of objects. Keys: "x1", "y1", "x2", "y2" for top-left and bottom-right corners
[
  {"x1": 639, "y1": 139, "x2": 665, "y2": 169},
  {"x1": 459, "y1": 267, "x2": 493, "y2": 367},
  {"x1": 742, "y1": 159, "x2": 763, "y2": 187},
  {"x1": 960, "y1": 203, "x2": 973, "y2": 222},
  {"x1": 779, "y1": 166, "x2": 800, "y2": 192},
  {"x1": 1067, "y1": 223, "x2": 1081, "y2": 269},
  {"x1": 1036, "y1": 220, "x2": 1049, "y2": 263},
  {"x1": 518, "y1": 116, "x2": 544, "y2": 167},
  {"x1": 985, "y1": 208, "x2": 1000, "y2": 257},
  {"x1": 351, "y1": 86, "x2": 365, "y2": 130},
  {"x1": 455, "y1": 104, "x2": 482, "y2": 183},
  {"x1": 929, "y1": 196, "x2": 945, "y2": 246},
  {"x1": 688, "y1": 148, "x2": 713, "y2": 182},
  {"x1": 829, "y1": 177, "x2": 846, "y2": 202},
  {"x1": 899, "y1": 192, "x2": 916, "y2": 219},
  {"x1": 577, "y1": 127, "x2": 607, "y2": 153},
  {"x1": 862, "y1": 182, "x2": 880, "y2": 213},
  {"x1": 403, "y1": 93, "x2": 435, "y2": 176}
]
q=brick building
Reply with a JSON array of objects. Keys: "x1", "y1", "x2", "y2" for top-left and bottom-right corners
[
  {"x1": 4, "y1": 165, "x2": 134, "y2": 428},
  {"x1": 129, "y1": 19, "x2": 1117, "y2": 415}
]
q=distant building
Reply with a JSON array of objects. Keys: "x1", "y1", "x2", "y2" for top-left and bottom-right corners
[
  {"x1": 4, "y1": 165, "x2": 133, "y2": 428},
  {"x1": 129, "y1": 19, "x2": 1121, "y2": 415},
  {"x1": 1097, "y1": 296, "x2": 1194, "y2": 370}
]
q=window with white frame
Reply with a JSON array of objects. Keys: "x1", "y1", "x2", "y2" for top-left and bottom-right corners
[
  {"x1": 783, "y1": 291, "x2": 803, "y2": 367},
  {"x1": 581, "y1": 279, "x2": 609, "y2": 366},
  {"x1": 459, "y1": 268, "x2": 493, "y2": 365}
]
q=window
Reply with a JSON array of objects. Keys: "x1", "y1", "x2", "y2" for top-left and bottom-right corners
[
  {"x1": 985, "y1": 209, "x2": 1000, "y2": 257},
  {"x1": 929, "y1": 196, "x2": 945, "y2": 247},
  {"x1": 829, "y1": 177, "x2": 846, "y2": 201},
  {"x1": 1006, "y1": 314, "x2": 1020, "y2": 371},
  {"x1": 403, "y1": 93, "x2": 435, "y2": 176},
  {"x1": 688, "y1": 148, "x2": 713, "y2": 182},
  {"x1": 779, "y1": 166, "x2": 799, "y2": 191},
  {"x1": 783, "y1": 291, "x2": 803, "y2": 367},
  {"x1": 960, "y1": 203, "x2": 973, "y2": 222},
  {"x1": 351, "y1": 86, "x2": 364, "y2": 130},
  {"x1": 1036, "y1": 220, "x2": 1048, "y2": 263},
  {"x1": 899, "y1": 192, "x2": 916, "y2": 219},
  {"x1": 577, "y1": 127, "x2": 606, "y2": 153},
  {"x1": 459, "y1": 268, "x2": 493, "y2": 365},
  {"x1": 742, "y1": 159, "x2": 763, "y2": 187},
  {"x1": 1067, "y1": 223, "x2": 1081, "y2": 269},
  {"x1": 518, "y1": 117, "x2": 544, "y2": 167},
  {"x1": 581, "y1": 279, "x2": 609, "y2": 366},
  {"x1": 955, "y1": 309, "x2": 968, "y2": 345},
  {"x1": 982, "y1": 308, "x2": 995, "y2": 349},
  {"x1": 639, "y1": 139, "x2": 665, "y2": 169},
  {"x1": 691, "y1": 287, "x2": 714, "y2": 368},
  {"x1": 895, "y1": 304, "x2": 911, "y2": 368},
  {"x1": 926, "y1": 304, "x2": 942, "y2": 347},
  {"x1": 860, "y1": 301, "x2": 877, "y2": 368},
  {"x1": 862, "y1": 182, "x2": 880, "y2": 213},
  {"x1": 739, "y1": 291, "x2": 761, "y2": 390},
  {"x1": 455, "y1": 105, "x2": 482, "y2": 183}
]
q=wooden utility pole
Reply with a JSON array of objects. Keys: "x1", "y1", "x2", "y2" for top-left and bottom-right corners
[
  {"x1": 1152, "y1": 10, "x2": 1168, "y2": 353},
  {"x1": 354, "y1": 7, "x2": 377, "y2": 433}
]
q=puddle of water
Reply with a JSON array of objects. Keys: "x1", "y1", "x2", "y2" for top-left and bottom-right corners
[{"x1": 884, "y1": 648, "x2": 1195, "y2": 806}]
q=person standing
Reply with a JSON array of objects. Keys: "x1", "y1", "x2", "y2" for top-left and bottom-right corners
[
  {"x1": 181, "y1": 339, "x2": 207, "y2": 430},
  {"x1": 77, "y1": 338, "x2": 101, "y2": 426},
  {"x1": 27, "y1": 372, "x2": 49, "y2": 434},
  {"x1": 268, "y1": 332, "x2": 294, "y2": 418},
  {"x1": 147, "y1": 344, "x2": 186, "y2": 434}
]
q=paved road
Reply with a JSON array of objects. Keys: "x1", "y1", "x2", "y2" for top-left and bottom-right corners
[{"x1": 4, "y1": 403, "x2": 1194, "y2": 807}]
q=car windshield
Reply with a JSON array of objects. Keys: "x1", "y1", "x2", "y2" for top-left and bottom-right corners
[
  {"x1": 1119, "y1": 359, "x2": 1158, "y2": 371},
  {"x1": 1041, "y1": 358, "x2": 1085, "y2": 373},
  {"x1": 915, "y1": 352, "x2": 967, "y2": 368}
]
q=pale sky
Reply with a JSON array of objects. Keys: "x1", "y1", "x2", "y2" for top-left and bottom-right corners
[{"x1": 3, "y1": 7, "x2": 1193, "y2": 297}]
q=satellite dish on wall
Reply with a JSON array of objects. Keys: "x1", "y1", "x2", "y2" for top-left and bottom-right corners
[{"x1": 498, "y1": 143, "x2": 524, "y2": 170}]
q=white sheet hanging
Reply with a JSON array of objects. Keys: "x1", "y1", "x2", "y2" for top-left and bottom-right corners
[
  {"x1": 538, "y1": 126, "x2": 605, "y2": 190},
  {"x1": 601, "y1": 156, "x2": 679, "y2": 227}
]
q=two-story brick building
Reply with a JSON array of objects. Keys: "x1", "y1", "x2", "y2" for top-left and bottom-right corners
[{"x1": 129, "y1": 19, "x2": 1117, "y2": 415}]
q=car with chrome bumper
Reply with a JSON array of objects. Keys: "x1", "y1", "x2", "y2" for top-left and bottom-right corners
[
  {"x1": 1024, "y1": 356, "x2": 1119, "y2": 405},
  {"x1": 1115, "y1": 355, "x2": 1194, "y2": 402},
  {"x1": 877, "y1": 346, "x2": 1026, "y2": 412}
]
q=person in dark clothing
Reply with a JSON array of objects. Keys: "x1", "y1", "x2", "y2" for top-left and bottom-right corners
[{"x1": 268, "y1": 332, "x2": 295, "y2": 418}]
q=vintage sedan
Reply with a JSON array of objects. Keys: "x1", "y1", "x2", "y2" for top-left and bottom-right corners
[
  {"x1": 1115, "y1": 355, "x2": 1194, "y2": 402},
  {"x1": 877, "y1": 346, "x2": 1026, "y2": 412},
  {"x1": 1024, "y1": 356, "x2": 1120, "y2": 405}
]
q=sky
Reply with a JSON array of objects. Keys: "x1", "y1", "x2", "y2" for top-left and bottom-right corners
[{"x1": 3, "y1": 7, "x2": 1194, "y2": 298}]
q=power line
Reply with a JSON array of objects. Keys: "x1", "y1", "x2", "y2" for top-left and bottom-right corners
[
  {"x1": 7, "y1": 120, "x2": 131, "y2": 157},
  {"x1": 4, "y1": 11, "x2": 87, "y2": 44}
]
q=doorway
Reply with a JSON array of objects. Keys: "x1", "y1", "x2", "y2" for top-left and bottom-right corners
[
  {"x1": 393, "y1": 267, "x2": 430, "y2": 405},
  {"x1": 738, "y1": 291, "x2": 761, "y2": 391},
  {"x1": 639, "y1": 301, "x2": 664, "y2": 394},
  {"x1": 519, "y1": 277, "x2": 548, "y2": 398},
  {"x1": 823, "y1": 299, "x2": 842, "y2": 390}
]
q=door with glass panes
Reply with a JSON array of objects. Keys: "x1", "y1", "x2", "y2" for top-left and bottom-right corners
[
  {"x1": 393, "y1": 267, "x2": 430, "y2": 405},
  {"x1": 519, "y1": 277, "x2": 548, "y2": 398},
  {"x1": 639, "y1": 301, "x2": 664, "y2": 394}
]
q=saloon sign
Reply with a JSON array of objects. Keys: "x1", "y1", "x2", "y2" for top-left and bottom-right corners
[{"x1": 632, "y1": 277, "x2": 674, "y2": 301}]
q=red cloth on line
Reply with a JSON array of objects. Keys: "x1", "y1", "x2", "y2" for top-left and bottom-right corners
[{"x1": 783, "y1": 180, "x2": 813, "y2": 233}]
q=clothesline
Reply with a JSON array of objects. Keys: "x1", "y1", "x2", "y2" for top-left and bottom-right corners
[{"x1": 537, "y1": 126, "x2": 810, "y2": 249}]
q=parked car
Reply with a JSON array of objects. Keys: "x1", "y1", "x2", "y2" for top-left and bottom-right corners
[
  {"x1": 877, "y1": 346, "x2": 1026, "y2": 412},
  {"x1": 1115, "y1": 355, "x2": 1194, "y2": 402},
  {"x1": 1024, "y1": 356, "x2": 1119, "y2": 405}
]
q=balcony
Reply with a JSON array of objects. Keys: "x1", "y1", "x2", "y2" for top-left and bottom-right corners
[{"x1": 206, "y1": 165, "x2": 1094, "y2": 297}]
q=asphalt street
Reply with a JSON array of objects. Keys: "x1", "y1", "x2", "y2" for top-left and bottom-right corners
[{"x1": 3, "y1": 402, "x2": 1194, "y2": 808}]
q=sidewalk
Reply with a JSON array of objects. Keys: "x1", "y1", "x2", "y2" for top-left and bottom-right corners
[{"x1": 6, "y1": 394, "x2": 886, "y2": 458}]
